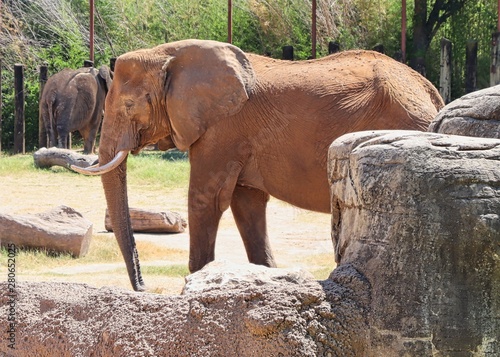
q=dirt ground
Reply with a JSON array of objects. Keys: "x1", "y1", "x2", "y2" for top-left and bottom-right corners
[{"x1": 0, "y1": 165, "x2": 335, "y2": 294}]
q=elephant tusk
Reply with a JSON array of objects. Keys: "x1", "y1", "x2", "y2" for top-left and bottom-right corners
[
  {"x1": 70, "y1": 150, "x2": 128, "y2": 176},
  {"x1": 87, "y1": 162, "x2": 100, "y2": 169}
]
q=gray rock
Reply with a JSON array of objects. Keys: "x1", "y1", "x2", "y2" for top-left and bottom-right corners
[
  {"x1": 182, "y1": 260, "x2": 316, "y2": 294},
  {"x1": 328, "y1": 130, "x2": 500, "y2": 356},
  {"x1": 0, "y1": 262, "x2": 368, "y2": 356},
  {"x1": 0, "y1": 205, "x2": 92, "y2": 257},
  {"x1": 429, "y1": 85, "x2": 500, "y2": 138}
]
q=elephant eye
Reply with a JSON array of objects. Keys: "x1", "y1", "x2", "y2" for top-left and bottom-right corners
[
  {"x1": 146, "y1": 93, "x2": 152, "y2": 105},
  {"x1": 124, "y1": 99, "x2": 134, "y2": 114}
]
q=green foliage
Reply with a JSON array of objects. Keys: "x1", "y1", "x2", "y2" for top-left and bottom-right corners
[
  {"x1": 139, "y1": 264, "x2": 189, "y2": 277},
  {"x1": 431, "y1": 0, "x2": 497, "y2": 97},
  {"x1": 1, "y1": 66, "x2": 41, "y2": 152},
  {"x1": 0, "y1": 153, "x2": 35, "y2": 174},
  {"x1": 1, "y1": 0, "x2": 500, "y2": 151},
  {"x1": 127, "y1": 151, "x2": 190, "y2": 189},
  {"x1": 350, "y1": 0, "x2": 412, "y2": 57},
  {"x1": 0, "y1": 150, "x2": 190, "y2": 188}
]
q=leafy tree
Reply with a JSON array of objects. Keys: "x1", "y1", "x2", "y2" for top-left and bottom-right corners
[
  {"x1": 2, "y1": 0, "x2": 500, "y2": 151},
  {"x1": 410, "y1": 0, "x2": 470, "y2": 74}
]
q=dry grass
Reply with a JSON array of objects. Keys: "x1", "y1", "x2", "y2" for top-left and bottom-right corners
[{"x1": 0, "y1": 153, "x2": 335, "y2": 294}]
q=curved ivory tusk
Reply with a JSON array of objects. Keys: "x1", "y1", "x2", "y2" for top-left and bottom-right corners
[
  {"x1": 70, "y1": 150, "x2": 128, "y2": 176},
  {"x1": 87, "y1": 162, "x2": 100, "y2": 169}
]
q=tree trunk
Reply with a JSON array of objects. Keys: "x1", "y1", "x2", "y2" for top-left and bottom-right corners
[
  {"x1": 33, "y1": 147, "x2": 98, "y2": 169},
  {"x1": 439, "y1": 38, "x2": 452, "y2": 104},
  {"x1": 104, "y1": 207, "x2": 186, "y2": 233},
  {"x1": 411, "y1": 0, "x2": 429, "y2": 75}
]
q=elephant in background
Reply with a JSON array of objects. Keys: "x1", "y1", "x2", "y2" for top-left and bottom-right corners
[
  {"x1": 72, "y1": 39, "x2": 444, "y2": 291},
  {"x1": 39, "y1": 66, "x2": 112, "y2": 154}
]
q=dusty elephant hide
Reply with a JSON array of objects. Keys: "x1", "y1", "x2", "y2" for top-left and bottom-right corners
[
  {"x1": 3, "y1": 130, "x2": 500, "y2": 356},
  {"x1": 83, "y1": 39, "x2": 443, "y2": 291}
]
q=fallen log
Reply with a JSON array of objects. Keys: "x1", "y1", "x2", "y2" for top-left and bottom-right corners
[
  {"x1": 33, "y1": 147, "x2": 98, "y2": 169},
  {"x1": 105, "y1": 208, "x2": 187, "y2": 233},
  {"x1": 0, "y1": 205, "x2": 92, "y2": 257}
]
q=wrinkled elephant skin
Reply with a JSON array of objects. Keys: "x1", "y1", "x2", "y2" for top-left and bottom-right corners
[{"x1": 91, "y1": 39, "x2": 443, "y2": 291}]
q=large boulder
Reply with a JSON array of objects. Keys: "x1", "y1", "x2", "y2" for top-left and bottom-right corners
[
  {"x1": 0, "y1": 205, "x2": 92, "y2": 257},
  {"x1": 429, "y1": 85, "x2": 500, "y2": 138},
  {"x1": 0, "y1": 262, "x2": 369, "y2": 356},
  {"x1": 328, "y1": 130, "x2": 500, "y2": 355}
]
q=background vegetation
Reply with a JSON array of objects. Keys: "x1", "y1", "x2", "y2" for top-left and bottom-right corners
[{"x1": 0, "y1": 0, "x2": 498, "y2": 151}]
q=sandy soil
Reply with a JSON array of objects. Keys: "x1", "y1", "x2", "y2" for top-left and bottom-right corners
[{"x1": 0, "y1": 166, "x2": 335, "y2": 294}]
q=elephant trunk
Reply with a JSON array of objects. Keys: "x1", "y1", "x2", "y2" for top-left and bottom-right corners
[{"x1": 101, "y1": 157, "x2": 146, "y2": 292}]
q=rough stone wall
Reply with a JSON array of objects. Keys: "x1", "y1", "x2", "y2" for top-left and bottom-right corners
[
  {"x1": 0, "y1": 263, "x2": 369, "y2": 357},
  {"x1": 328, "y1": 130, "x2": 500, "y2": 356}
]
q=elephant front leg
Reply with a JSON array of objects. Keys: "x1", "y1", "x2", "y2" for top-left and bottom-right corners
[
  {"x1": 230, "y1": 185, "x2": 277, "y2": 267},
  {"x1": 187, "y1": 189, "x2": 225, "y2": 273},
  {"x1": 187, "y1": 160, "x2": 242, "y2": 273}
]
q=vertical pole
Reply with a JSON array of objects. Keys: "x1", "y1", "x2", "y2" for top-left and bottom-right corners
[
  {"x1": 373, "y1": 44, "x2": 384, "y2": 53},
  {"x1": 110, "y1": 57, "x2": 116, "y2": 72},
  {"x1": 14, "y1": 64, "x2": 25, "y2": 154},
  {"x1": 38, "y1": 64, "x2": 48, "y2": 148},
  {"x1": 227, "y1": 0, "x2": 232, "y2": 44},
  {"x1": 328, "y1": 41, "x2": 340, "y2": 54},
  {"x1": 90, "y1": 0, "x2": 95, "y2": 62},
  {"x1": 282, "y1": 46, "x2": 294, "y2": 60},
  {"x1": 490, "y1": 32, "x2": 500, "y2": 86},
  {"x1": 312, "y1": 0, "x2": 317, "y2": 59},
  {"x1": 0, "y1": 0, "x2": 3, "y2": 152},
  {"x1": 0, "y1": 59, "x2": 2, "y2": 153},
  {"x1": 401, "y1": 0, "x2": 407, "y2": 63},
  {"x1": 439, "y1": 38, "x2": 452, "y2": 104},
  {"x1": 465, "y1": 40, "x2": 478, "y2": 94}
]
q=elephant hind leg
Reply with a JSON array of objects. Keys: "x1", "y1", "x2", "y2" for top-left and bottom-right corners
[
  {"x1": 79, "y1": 127, "x2": 93, "y2": 154},
  {"x1": 57, "y1": 133, "x2": 69, "y2": 149},
  {"x1": 230, "y1": 185, "x2": 276, "y2": 268}
]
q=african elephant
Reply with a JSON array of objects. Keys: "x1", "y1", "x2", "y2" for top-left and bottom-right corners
[
  {"x1": 39, "y1": 66, "x2": 112, "y2": 154},
  {"x1": 72, "y1": 39, "x2": 444, "y2": 291}
]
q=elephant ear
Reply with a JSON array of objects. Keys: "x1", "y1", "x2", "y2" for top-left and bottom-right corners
[
  {"x1": 98, "y1": 65, "x2": 113, "y2": 92},
  {"x1": 163, "y1": 41, "x2": 255, "y2": 151}
]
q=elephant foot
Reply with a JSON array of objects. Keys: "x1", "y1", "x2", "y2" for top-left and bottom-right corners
[{"x1": 134, "y1": 284, "x2": 147, "y2": 292}]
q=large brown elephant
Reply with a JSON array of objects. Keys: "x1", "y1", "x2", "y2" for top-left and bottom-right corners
[
  {"x1": 73, "y1": 39, "x2": 444, "y2": 291},
  {"x1": 40, "y1": 66, "x2": 112, "y2": 154}
]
